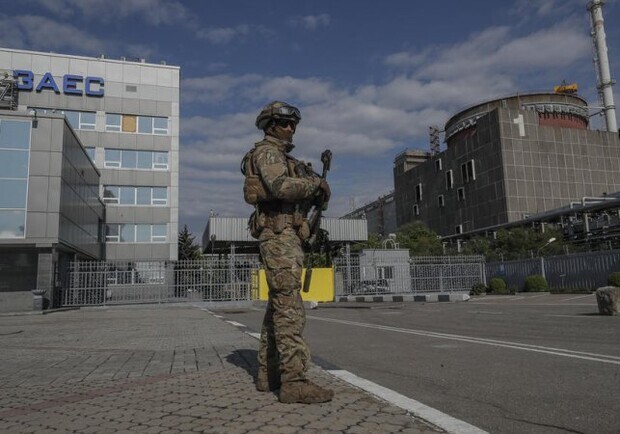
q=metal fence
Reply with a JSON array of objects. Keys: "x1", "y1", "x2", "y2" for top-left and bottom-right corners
[
  {"x1": 63, "y1": 256, "x2": 261, "y2": 306},
  {"x1": 334, "y1": 254, "x2": 485, "y2": 296},
  {"x1": 485, "y1": 249, "x2": 620, "y2": 291}
]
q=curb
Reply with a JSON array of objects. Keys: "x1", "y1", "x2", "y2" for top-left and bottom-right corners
[{"x1": 336, "y1": 293, "x2": 471, "y2": 303}]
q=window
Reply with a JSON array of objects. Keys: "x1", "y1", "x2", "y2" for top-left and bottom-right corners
[
  {"x1": 105, "y1": 113, "x2": 121, "y2": 132},
  {"x1": 103, "y1": 186, "x2": 120, "y2": 204},
  {"x1": 153, "y1": 152, "x2": 168, "y2": 169},
  {"x1": 85, "y1": 147, "x2": 96, "y2": 162},
  {"x1": 152, "y1": 187, "x2": 167, "y2": 205},
  {"x1": 455, "y1": 225, "x2": 463, "y2": 234},
  {"x1": 122, "y1": 115, "x2": 137, "y2": 133},
  {"x1": 33, "y1": 108, "x2": 96, "y2": 130},
  {"x1": 413, "y1": 204, "x2": 419, "y2": 216},
  {"x1": 435, "y1": 159, "x2": 442, "y2": 172},
  {"x1": 445, "y1": 170, "x2": 454, "y2": 190},
  {"x1": 438, "y1": 195, "x2": 445, "y2": 208},
  {"x1": 104, "y1": 149, "x2": 121, "y2": 168},
  {"x1": 0, "y1": 119, "x2": 31, "y2": 239},
  {"x1": 137, "y1": 151, "x2": 152, "y2": 169},
  {"x1": 415, "y1": 183, "x2": 422, "y2": 202},
  {"x1": 152, "y1": 224, "x2": 167, "y2": 242},
  {"x1": 457, "y1": 187, "x2": 465, "y2": 201},
  {"x1": 138, "y1": 116, "x2": 154, "y2": 134},
  {"x1": 119, "y1": 187, "x2": 135, "y2": 205},
  {"x1": 377, "y1": 266, "x2": 394, "y2": 280},
  {"x1": 106, "y1": 224, "x2": 167, "y2": 243},
  {"x1": 136, "y1": 187, "x2": 151, "y2": 205},
  {"x1": 461, "y1": 159, "x2": 476, "y2": 183},
  {"x1": 105, "y1": 224, "x2": 119, "y2": 242},
  {"x1": 104, "y1": 149, "x2": 169, "y2": 170},
  {"x1": 106, "y1": 113, "x2": 169, "y2": 135},
  {"x1": 102, "y1": 186, "x2": 167, "y2": 206}
]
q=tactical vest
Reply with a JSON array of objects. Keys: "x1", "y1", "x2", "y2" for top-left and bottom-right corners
[
  {"x1": 241, "y1": 142, "x2": 308, "y2": 205},
  {"x1": 241, "y1": 146, "x2": 270, "y2": 205},
  {"x1": 241, "y1": 142, "x2": 312, "y2": 239}
]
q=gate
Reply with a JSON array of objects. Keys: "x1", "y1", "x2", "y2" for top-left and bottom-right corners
[
  {"x1": 334, "y1": 253, "x2": 484, "y2": 296},
  {"x1": 62, "y1": 256, "x2": 261, "y2": 306}
]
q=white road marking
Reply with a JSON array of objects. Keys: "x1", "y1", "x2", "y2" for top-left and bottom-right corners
[
  {"x1": 328, "y1": 370, "x2": 488, "y2": 434},
  {"x1": 467, "y1": 311, "x2": 503, "y2": 315},
  {"x1": 308, "y1": 315, "x2": 620, "y2": 365},
  {"x1": 560, "y1": 294, "x2": 595, "y2": 302},
  {"x1": 226, "y1": 320, "x2": 246, "y2": 327},
  {"x1": 524, "y1": 294, "x2": 550, "y2": 299},
  {"x1": 240, "y1": 323, "x2": 484, "y2": 433}
]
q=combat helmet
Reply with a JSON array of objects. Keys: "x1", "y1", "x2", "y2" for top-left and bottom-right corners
[{"x1": 255, "y1": 101, "x2": 301, "y2": 130}]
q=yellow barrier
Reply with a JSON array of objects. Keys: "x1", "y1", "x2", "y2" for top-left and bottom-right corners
[{"x1": 258, "y1": 267, "x2": 334, "y2": 302}]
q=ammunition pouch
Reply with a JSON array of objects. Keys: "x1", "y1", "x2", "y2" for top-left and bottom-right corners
[
  {"x1": 244, "y1": 174, "x2": 269, "y2": 205},
  {"x1": 248, "y1": 211, "x2": 263, "y2": 239},
  {"x1": 258, "y1": 204, "x2": 309, "y2": 239}
]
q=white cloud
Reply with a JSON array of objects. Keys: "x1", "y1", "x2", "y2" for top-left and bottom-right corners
[
  {"x1": 195, "y1": 24, "x2": 273, "y2": 45},
  {"x1": 292, "y1": 14, "x2": 331, "y2": 30},
  {"x1": 0, "y1": 15, "x2": 106, "y2": 53},
  {"x1": 181, "y1": 74, "x2": 263, "y2": 104},
  {"x1": 178, "y1": 17, "x2": 595, "y2": 224},
  {"x1": 197, "y1": 25, "x2": 250, "y2": 45},
  {"x1": 32, "y1": 0, "x2": 190, "y2": 25},
  {"x1": 413, "y1": 22, "x2": 589, "y2": 80}
]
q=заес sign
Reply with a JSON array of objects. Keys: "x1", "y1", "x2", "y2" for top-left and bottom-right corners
[{"x1": 13, "y1": 70, "x2": 104, "y2": 97}]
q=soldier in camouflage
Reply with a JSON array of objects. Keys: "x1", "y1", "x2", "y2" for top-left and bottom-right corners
[{"x1": 241, "y1": 101, "x2": 333, "y2": 404}]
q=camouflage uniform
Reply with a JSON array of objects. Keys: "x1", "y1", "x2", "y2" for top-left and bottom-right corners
[
  {"x1": 244, "y1": 101, "x2": 333, "y2": 404},
  {"x1": 252, "y1": 135, "x2": 318, "y2": 385}
]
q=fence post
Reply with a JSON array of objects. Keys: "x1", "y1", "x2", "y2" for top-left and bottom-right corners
[{"x1": 540, "y1": 257, "x2": 546, "y2": 279}]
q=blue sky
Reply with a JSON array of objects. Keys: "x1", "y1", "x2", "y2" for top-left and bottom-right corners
[{"x1": 1, "y1": 0, "x2": 619, "y2": 237}]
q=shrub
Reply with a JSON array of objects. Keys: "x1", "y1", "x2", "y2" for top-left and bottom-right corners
[
  {"x1": 607, "y1": 272, "x2": 620, "y2": 287},
  {"x1": 524, "y1": 274, "x2": 549, "y2": 292},
  {"x1": 550, "y1": 287, "x2": 593, "y2": 294},
  {"x1": 489, "y1": 277, "x2": 507, "y2": 294},
  {"x1": 470, "y1": 283, "x2": 487, "y2": 296}
]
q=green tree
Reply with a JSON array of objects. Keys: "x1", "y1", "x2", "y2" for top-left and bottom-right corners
[
  {"x1": 396, "y1": 222, "x2": 443, "y2": 256},
  {"x1": 461, "y1": 235, "x2": 493, "y2": 258},
  {"x1": 352, "y1": 233, "x2": 382, "y2": 253},
  {"x1": 494, "y1": 227, "x2": 565, "y2": 260},
  {"x1": 178, "y1": 225, "x2": 202, "y2": 260}
]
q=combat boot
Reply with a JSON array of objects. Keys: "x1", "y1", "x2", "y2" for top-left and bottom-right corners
[
  {"x1": 256, "y1": 368, "x2": 281, "y2": 392},
  {"x1": 279, "y1": 380, "x2": 334, "y2": 404}
]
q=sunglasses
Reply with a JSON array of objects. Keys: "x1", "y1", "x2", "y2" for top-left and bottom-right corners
[{"x1": 274, "y1": 119, "x2": 297, "y2": 129}]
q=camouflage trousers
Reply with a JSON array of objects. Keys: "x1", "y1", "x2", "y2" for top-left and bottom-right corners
[{"x1": 258, "y1": 226, "x2": 310, "y2": 383}]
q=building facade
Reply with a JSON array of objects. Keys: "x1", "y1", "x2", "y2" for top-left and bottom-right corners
[
  {"x1": 0, "y1": 48, "x2": 180, "y2": 311},
  {"x1": 394, "y1": 93, "x2": 620, "y2": 236},
  {"x1": 0, "y1": 110, "x2": 104, "y2": 309},
  {"x1": 341, "y1": 192, "x2": 398, "y2": 237},
  {"x1": 0, "y1": 48, "x2": 180, "y2": 261}
]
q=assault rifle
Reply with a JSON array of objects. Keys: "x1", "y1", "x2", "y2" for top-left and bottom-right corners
[{"x1": 303, "y1": 149, "x2": 332, "y2": 292}]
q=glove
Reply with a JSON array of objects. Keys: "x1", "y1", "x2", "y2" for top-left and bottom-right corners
[{"x1": 315, "y1": 179, "x2": 331, "y2": 204}]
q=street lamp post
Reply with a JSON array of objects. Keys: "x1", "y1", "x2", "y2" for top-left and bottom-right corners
[{"x1": 538, "y1": 237, "x2": 557, "y2": 280}]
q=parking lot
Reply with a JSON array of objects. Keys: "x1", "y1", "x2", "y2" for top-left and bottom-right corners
[{"x1": 222, "y1": 294, "x2": 620, "y2": 433}]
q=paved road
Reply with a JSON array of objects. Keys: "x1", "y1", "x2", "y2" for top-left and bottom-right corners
[
  {"x1": 221, "y1": 294, "x2": 620, "y2": 434},
  {"x1": 0, "y1": 305, "x2": 444, "y2": 434}
]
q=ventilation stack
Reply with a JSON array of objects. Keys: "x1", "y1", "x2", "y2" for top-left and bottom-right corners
[{"x1": 588, "y1": 0, "x2": 618, "y2": 133}]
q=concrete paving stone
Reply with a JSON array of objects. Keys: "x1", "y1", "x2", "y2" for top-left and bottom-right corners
[
  {"x1": 0, "y1": 306, "x2": 445, "y2": 434},
  {"x1": 158, "y1": 415, "x2": 196, "y2": 428}
]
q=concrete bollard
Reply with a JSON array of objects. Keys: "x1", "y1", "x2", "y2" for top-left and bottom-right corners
[
  {"x1": 595, "y1": 286, "x2": 620, "y2": 315},
  {"x1": 31, "y1": 289, "x2": 47, "y2": 311}
]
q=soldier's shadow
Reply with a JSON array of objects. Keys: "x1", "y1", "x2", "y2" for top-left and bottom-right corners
[{"x1": 226, "y1": 349, "x2": 266, "y2": 392}]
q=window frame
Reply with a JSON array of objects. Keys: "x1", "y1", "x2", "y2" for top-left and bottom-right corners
[
  {"x1": 105, "y1": 113, "x2": 122, "y2": 132},
  {"x1": 446, "y1": 170, "x2": 454, "y2": 190},
  {"x1": 415, "y1": 183, "x2": 423, "y2": 202}
]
